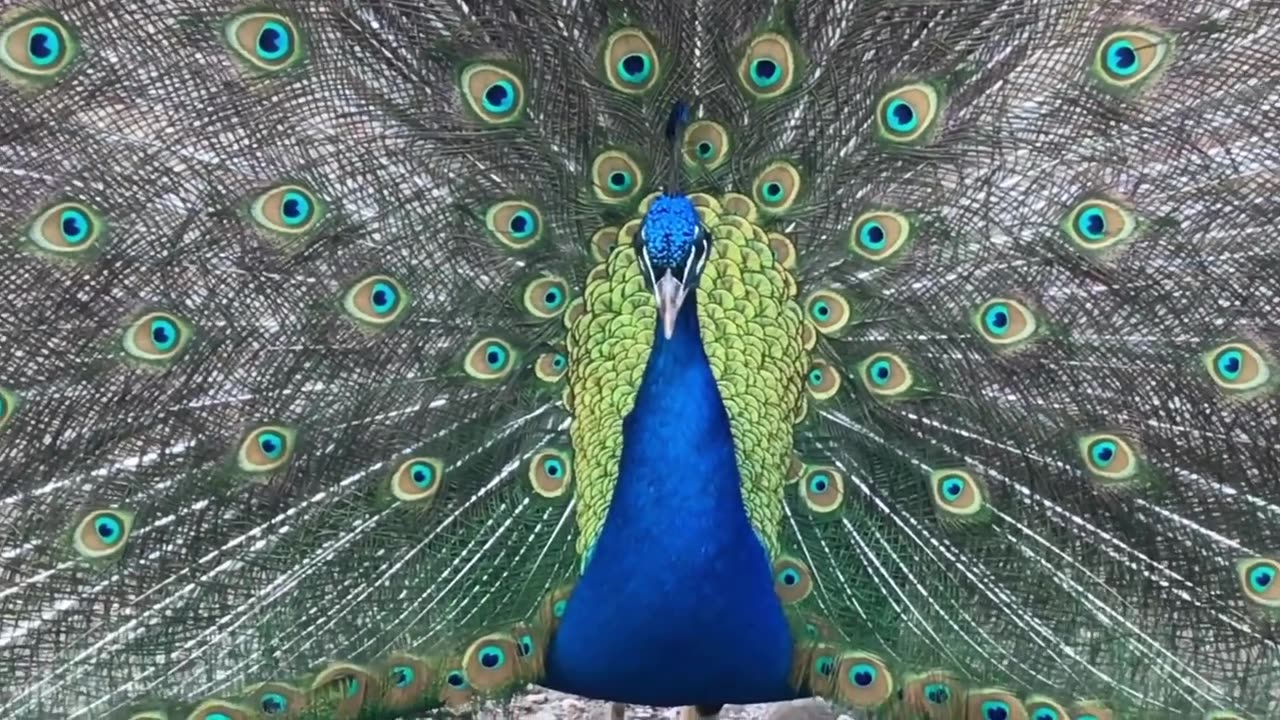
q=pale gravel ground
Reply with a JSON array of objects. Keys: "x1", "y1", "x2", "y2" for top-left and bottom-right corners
[{"x1": 469, "y1": 689, "x2": 856, "y2": 720}]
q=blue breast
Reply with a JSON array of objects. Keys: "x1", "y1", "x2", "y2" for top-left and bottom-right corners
[{"x1": 543, "y1": 291, "x2": 797, "y2": 706}]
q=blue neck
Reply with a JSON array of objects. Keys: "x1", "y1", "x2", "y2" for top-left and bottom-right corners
[{"x1": 543, "y1": 292, "x2": 796, "y2": 706}]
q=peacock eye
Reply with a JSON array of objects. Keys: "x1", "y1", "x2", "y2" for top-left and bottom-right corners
[
  {"x1": 259, "y1": 692, "x2": 288, "y2": 714},
  {"x1": 123, "y1": 311, "x2": 194, "y2": 366},
  {"x1": 446, "y1": 671, "x2": 468, "y2": 688},
  {"x1": 464, "y1": 337, "x2": 516, "y2": 380},
  {"x1": 981, "y1": 700, "x2": 1012, "y2": 720},
  {"x1": 224, "y1": 12, "x2": 303, "y2": 72},
  {"x1": 738, "y1": 32, "x2": 797, "y2": 98},
  {"x1": 0, "y1": 14, "x2": 79, "y2": 85},
  {"x1": 459, "y1": 63, "x2": 525, "y2": 124},
  {"x1": 523, "y1": 276, "x2": 571, "y2": 318},
  {"x1": 73, "y1": 509, "x2": 135, "y2": 559},
  {"x1": 1093, "y1": 29, "x2": 1171, "y2": 92},
  {"x1": 236, "y1": 425, "x2": 296, "y2": 474},
  {"x1": 390, "y1": 665, "x2": 414, "y2": 688},
  {"x1": 26, "y1": 201, "x2": 105, "y2": 257},
  {"x1": 772, "y1": 556, "x2": 813, "y2": 603},
  {"x1": 876, "y1": 83, "x2": 941, "y2": 144}
]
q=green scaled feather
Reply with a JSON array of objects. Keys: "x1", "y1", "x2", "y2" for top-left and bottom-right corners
[{"x1": 2, "y1": 0, "x2": 1280, "y2": 719}]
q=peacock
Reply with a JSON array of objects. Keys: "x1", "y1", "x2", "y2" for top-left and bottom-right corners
[{"x1": 2, "y1": 0, "x2": 1279, "y2": 718}]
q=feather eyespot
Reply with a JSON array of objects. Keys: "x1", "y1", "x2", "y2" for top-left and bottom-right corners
[
  {"x1": 251, "y1": 184, "x2": 322, "y2": 236},
  {"x1": 603, "y1": 28, "x2": 660, "y2": 93},
  {"x1": 899, "y1": 671, "x2": 965, "y2": 716},
  {"x1": 534, "y1": 351, "x2": 568, "y2": 383},
  {"x1": 343, "y1": 275, "x2": 409, "y2": 329},
  {"x1": 768, "y1": 232, "x2": 796, "y2": 269},
  {"x1": 965, "y1": 691, "x2": 1026, "y2": 720},
  {"x1": 187, "y1": 701, "x2": 253, "y2": 720},
  {"x1": 236, "y1": 425, "x2": 296, "y2": 474},
  {"x1": 523, "y1": 276, "x2": 570, "y2": 319},
  {"x1": 738, "y1": 32, "x2": 797, "y2": 99},
  {"x1": 312, "y1": 664, "x2": 373, "y2": 714},
  {"x1": 929, "y1": 468, "x2": 989, "y2": 523},
  {"x1": 376, "y1": 654, "x2": 431, "y2": 711},
  {"x1": 772, "y1": 556, "x2": 813, "y2": 603},
  {"x1": 591, "y1": 150, "x2": 644, "y2": 204},
  {"x1": 528, "y1": 449, "x2": 572, "y2": 498},
  {"x1": 26, "y1": 200, "x2": 104, "y2": 258},
  {"x1": 246, "y1": 683, "x2": 304, "y2": 717},
  {"x1": 460, "y1": 63, "x2": 525, "y2": 124},
  {"x1": 1204, "y1": 341, "x2": 1271, "y2": 395},
  {"x1": 1025, "y1": 695, "x2": 1069, "y2": 720},
  {"x1": 0, "y1": 388, "x2": 19, "y2": 434},
  {"x1": 752, "y1": 161, "x2": 802, "y2": 213},
  {"x1": 973, "y1": 297, "x2": 1039, "y2": 348},
  {"x1": 224, "y1": 12, "x2": 303, "y2": 72},
  {"x1": 833, "y1": 652, "x2": 894, "y2": 709},
  {"x1": 859, "y1": 352, "x2": 913, "y2": 397},
  {"x1": 806, "y1": 360, "x2": 841, "y2": 400},
  {"x1": 464, "y1": 337, "x2": 517, "y2": 380},
  {"x1": 463, "y1": 634, "x2": 525, "y2": 691},
  {"x1": 0, "y1": 13, "x2": 78, "y2": 86},
  {"x1": 72, "y1": 509, "x2": 134, "y2": 560},
  {"x1": 1237, "y1": 557, "x2": 1280, "y2": 607},
  {"x1": 590, "y1": 227, "x2": 618, "y2": 262},
  {"x1": 123, "y1": 311, "x2": 194, "y2": 366},
  {"x1": 849, "y1": 210, "x2": 911, "y2": 261},
  {"x1": 1077, "y1": 432, "x2": 1144, "y2": 487},
  {"x1": 683, "y1": 121, "x2": 731, "y2": 170},
  {"x1": 485, "y1": 200, "x2": 543, "y2": 250},
  {"x1": 1094, "y1": 29, "x2": 1171, "y2": 92},
  {"x1": 390, "y1": 456, "x2": 443, "y2": 503},
  {"x1": 800, "y1": 465, "x2": 844, "y2": 513},
  {"x1": 804, "y1": 291, "x2": 851, "y2": 335},
  {"x1": 876, "y1": 83, "x2": 941, "y2": 144},
  {"x1": 1062, "y1": 198, "x2": 1136, "y2": 252}
]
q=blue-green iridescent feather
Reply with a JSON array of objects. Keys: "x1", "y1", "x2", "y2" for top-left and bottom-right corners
[{"x1": 1, "y1": 0, "x2": 1279, "y2": 719}]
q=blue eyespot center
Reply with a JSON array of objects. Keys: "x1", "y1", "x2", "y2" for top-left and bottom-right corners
[
  {"x1": 478, "y1": 645, "x2": 505, "y2": 669},
  {"x1": 1248, "y1": 563, "x2": 1275, "y2": 593},
  {"x1": 696, "y1": 141, "x2": 714, "y2": 158},
  {"x1": 751, "y1": 58, "x2": 780, "y2": 87},
  {"x1": 983, "y1": 304, "x2": 1011, "y2": 335},
  {"x1": 763, "y1": 181, "x2": 784, "y2": 202},
  {"x1": 390, "y1": 665, "x2": 414, "y2": 688},
  {"x1": 778, "y1": 567, "x2": 800, "y2": 586},
  {"x1": 808, "y1": 369, "x2": 824, "y2": 386},
  {"x1": 923, "y1": 683, "x2": 950, "y2": 704},
  {"x1": 543, "y1": 458, "x2": 564, "y2": 477},
  {"x1": 618, "y1": 53, "x2": 652, "y2": 83},
  {"x1": 258, "y1": 431, "x2": 285, "y2": 459},
  {"x1": 543, "y1": 288, "x2": 563, "y2": 307},
  {"x1": 859, "y1": 221, "x2": 886, "y2": 249},
  {"x1": 446, "y1": 671, "x2": 466, "y2": 687},
  {"x1": 483, "y1": 80, "x2": 516, "y2": 114},
  {"x1": 941, "y1": 476, "x2": 965, "y2": 500},
  {"x1": 608, "y1": 171, "x2": 632, "y2": 192},
  {"x1": 551, "y1": 353, "x2": 567, "y2": 370},
  {"x1": 814, "y1": 656, "x2": 834, "y2": 676},
  {"x1": 410, "y1": 462, "x2": 434, "y2": 488},
  {"x1": 508, "y1": 209, "x2": 535, "y2": 238},
  {"x1": 981, "y1": 700, "x2": 1011, "y2": 720},
  {"x1": 553, "y1": 599, "x2": 567, "y2": 617},
  {"x1": 1076, "y1": 207, "x2": 1107, "y2": 240},
  {"x1": 149, "y1": 318, "x2": 179, "y2": 351},
  {"x1": 371, "y1": 281, "x2": 398, "y2": 315},
  {"x1": 59, "y1": 209, "x2": 90, "y2": 243},
  {"x1": 260, "y1": 692, "x2": 288, "y2": 714},
  {"x1": 1215, "y1": 349, "x2": 1244, "y2": 380},
  {"x1": 256, "y1": 21, "x2": 292, "y2": 61},
  {"x1": 809, "y1": 473, "x2": 830, "y2": 494},
  {"x1": 869, "y1": 359, "x2": 892, "y2": 385},
  {"x1": 518, "y1": 634, "x2": 535, "y2": 656},
  {"x1": 1089, "y1": 439, "x2": 1117, "y2": 467},
  {"x1": 94, "y1": 515, "x2": 122, "y2": 543},
  {"x1": 280, "y1": 191, "x2": 312, "y2": 226},
  {"x1": 1032, "y1": 710, "x2": 1059, "y2": 720},
  {"x1": 885, "y1": 99, "x2": 918, "y2": 133},
  {"x1": 849, "y1": 663, "x2": 876, "y2": 687},
  {"x1": 27, "y1": 25, "x2": 64, "y2": 66},
  {"x1": 1105, "y1": 39, "x2": 1139, "y2": 77},
  {"x1": 484, "y1": 344, "x2": 508, "y2": 369}
]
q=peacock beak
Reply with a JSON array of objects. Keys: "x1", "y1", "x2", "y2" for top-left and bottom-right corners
[{"x1": 654, "y1": 269, "x2": 688, "y2": 340}]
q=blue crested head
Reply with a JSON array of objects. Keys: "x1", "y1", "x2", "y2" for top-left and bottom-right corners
[{"x1": 636, "y1": 101, "x2": 710, "y2": 341}]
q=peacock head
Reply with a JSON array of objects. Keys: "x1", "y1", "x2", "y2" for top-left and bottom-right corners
[{"x1": 637, "y1": 193, "x2": 709, "y2": 339}]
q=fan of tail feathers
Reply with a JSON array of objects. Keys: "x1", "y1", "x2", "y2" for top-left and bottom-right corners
[{"x1": 2, "y1": 0, "x2": 1280, "y2": 717}]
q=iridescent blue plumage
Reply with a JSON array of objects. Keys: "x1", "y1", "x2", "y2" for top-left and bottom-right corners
[
  {"x1": 544, "y1": 274, "x2": 796, "y2": 706},
  {"x1": 640, "y1": 194, "x2": 701, "y2": 268}
]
